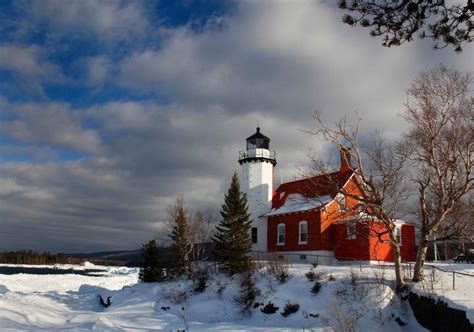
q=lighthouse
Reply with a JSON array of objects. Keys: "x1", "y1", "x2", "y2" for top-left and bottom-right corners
[{"x1": 238, "y1": 127, "x2": 276, "y2": 252}]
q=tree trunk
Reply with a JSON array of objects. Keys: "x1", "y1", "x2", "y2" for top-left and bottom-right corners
[
  {"x1": 391, "y1": 241, "x2": 406, "y2": 292},
  {"x1": 413, "y1": 234, "x2": 429, "y2": 282},
  {"x1": 443, "y1": 240, "x2": 448, "y2": 261}
]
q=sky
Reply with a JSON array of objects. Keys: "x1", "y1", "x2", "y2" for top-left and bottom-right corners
[{"x1": 0, "y1": 0, "x2": 472, "y2": 253}]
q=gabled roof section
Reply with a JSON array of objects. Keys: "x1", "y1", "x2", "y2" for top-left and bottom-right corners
[
  {"x1": 271, "y1": 169, "x2": 354, "y2": 211},
  {"x1": 264, "y1": 194, "x2": 332, "y2": 217}
]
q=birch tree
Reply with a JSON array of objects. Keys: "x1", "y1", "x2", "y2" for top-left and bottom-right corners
[
  {"x1": 308, "y1": 114, "x2": 409, "y2": 292},
  {"x1": 403, "y1": 65, "x2": 473, "y2": 282}
]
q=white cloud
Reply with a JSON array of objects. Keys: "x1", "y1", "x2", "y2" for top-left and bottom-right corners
[
  {"x1": 0, "y1": 102, "x2": 102, "y2": 154},
  {"x1": 0, "y1": 44, "x2": 65, "y2": 94},
  {"x1": 21, "y1": 0, "x2": 149, "y2": 45}
]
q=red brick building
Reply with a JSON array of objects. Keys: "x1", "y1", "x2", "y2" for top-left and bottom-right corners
[{"x1": 239, "y1": 128, "x2": 416, "y2": 263}]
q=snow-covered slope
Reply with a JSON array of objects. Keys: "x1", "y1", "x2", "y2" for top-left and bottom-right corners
[{"x1": 0, "y1": 263, "x2": 438, "y2": 331}]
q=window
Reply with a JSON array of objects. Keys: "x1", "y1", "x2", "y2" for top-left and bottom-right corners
[
  {"x1": 347, "y1": 222, "x2": 356, "y2": 239},
  {"x1": 395, "y1": 226, "x2": 402, "y2": 245},
  {"x1": 251, "y1": 227, "x2": 258, "y2": 244},
  {"x1": 299, "y1": 221, "x2": 308, "y2": 244},
  {"x1": 277, "y1": 223, "x2": 285, "y2": 245},
  {"x1": 336, "y1": 194, "x2": 346, "y2": 212},
  {"x1": 300, "y1": 254, "x2": 307, "y2": 260}
]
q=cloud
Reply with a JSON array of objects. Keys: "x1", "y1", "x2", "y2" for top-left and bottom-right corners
[
  {"x1": 19, "y1": 0, "x2": 150, "y2": 46},
  {"x1": 0, "y1": 44, "x2": 65, "y2": 94},
  {"x1": 0, "y1": 101, "x2": 102, "y2": 154}
]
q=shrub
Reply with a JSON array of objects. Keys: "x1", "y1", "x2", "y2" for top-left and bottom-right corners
[
  {"x1": 305, "y1": 269, "x2": 316, "y2": 282},
  {"x1": 311, "y1": 261, "x2": 319, "y2": 268},
  {"x1": 349, "y1": 270, "x2": 358, "y2": 288},
  {"x1": 193, "y1": 278, "x2": 207, "y2": 293},
  {"x1": 276, "y1": 269, "x2": 290, "y2": 283},
  {"x1": 261, "y1": 301, "x2": 279, "y2": 314},
  {"x1": 281, "y1": 301, "x2": 300, "y2": 317},
  {"x1": 234, "y1": 272, "x2": 260, "y2": 314},
  {"x1": 266, "y1": 260, "x2": 290, "y2": 283},
  {"x1": 311, "y1": 281, "x2": 322, "y2": 294},
  {"x1": 328, "y1": 274, "x2": 336, "y2": 281}
]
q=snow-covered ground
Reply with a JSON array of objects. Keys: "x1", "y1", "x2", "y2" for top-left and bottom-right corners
[{"x1": 0, "y1": 262, "x2": 472, "y2": 331}]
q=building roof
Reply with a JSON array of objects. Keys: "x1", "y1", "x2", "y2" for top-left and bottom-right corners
[
  {"x1": 264, "y1": 194, "x2": 332, "y2": 217},
  {"x1": 268, "y1": 169, "x2": 354, "y2": 216}
]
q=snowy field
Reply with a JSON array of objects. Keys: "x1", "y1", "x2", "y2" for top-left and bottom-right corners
[{"x1": 0, "y1": 262, "x2": 472, "y2": 331}]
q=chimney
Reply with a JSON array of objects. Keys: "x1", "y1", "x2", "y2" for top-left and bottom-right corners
[{"x1": 340, "y1": 147, "x2": 352, "y2": 171}]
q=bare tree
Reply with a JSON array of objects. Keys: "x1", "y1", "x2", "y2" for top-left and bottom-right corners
[
  {"x1": 403, "y1": 65, "x2": 473, "y2": 281},
  {"x1": 159, "y1": 198, "x2": 216, "y2": 275},
  {"x1": 308, "y1": 113, "x2": 409, "y2": 292},
  {"x1": 339, "y1": 0, "x2": 474, "y2": 52},
  {"x1": 434, "y1": 197, "x2": 474, "y2": 259},
  {"x1": 188, "y1": 209, "x2": 215, "y2": 262}
]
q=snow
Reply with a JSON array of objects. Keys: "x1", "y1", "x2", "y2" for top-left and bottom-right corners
[
  {"x1": 0, "y1": 262, "x2": 456, "y2": 331},
  {"x1": 411, "y1": 262, "x2": 474, "y2": 322},
  {"x1": 265, "y1": 194, "x2": 333, "y2": 216}
]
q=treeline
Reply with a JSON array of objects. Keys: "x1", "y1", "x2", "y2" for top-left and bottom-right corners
[{"x1": 0, "y1": 250, "x2": 68, "y2": 265}]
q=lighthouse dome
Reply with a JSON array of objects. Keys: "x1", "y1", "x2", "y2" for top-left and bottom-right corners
[{"x1": 246, "y1": 127, "x2": 270, "y2": 150}]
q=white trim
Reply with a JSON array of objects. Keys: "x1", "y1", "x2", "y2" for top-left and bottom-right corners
[
  {"x1": 298, "y1": 220, "x2": 308, "y2": 244},
  {"x1": 277, "y1": 223, "x2": 285, "y2": 245}
]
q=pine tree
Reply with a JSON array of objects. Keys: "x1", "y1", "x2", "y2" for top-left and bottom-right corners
[
  {"x1": 139, "y1": 240, "x2": 165, "y2": 282},
  {"x1": 213, "y1": 172, "x2": 252, "y2": 275},
  {"x1": 168, "y1": 198, "x2": 191, "y2": 275}
]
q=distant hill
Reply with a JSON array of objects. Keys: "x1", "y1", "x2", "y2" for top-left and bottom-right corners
[
  {"x1": 66, "y1": 242, "x2": 215, "y2": 267},
  {"x1": 65, "y1": 250, "x2": 142, "y2": 267}
]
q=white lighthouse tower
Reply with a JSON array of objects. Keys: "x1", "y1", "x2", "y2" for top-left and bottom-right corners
[{"x1": 238, "y1": 127, "x2": 276, "y2": 252}]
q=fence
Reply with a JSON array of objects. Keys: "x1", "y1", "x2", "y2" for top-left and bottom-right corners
[{"x1": 250, "y1": 251, "x2": 474, "y2": 290}]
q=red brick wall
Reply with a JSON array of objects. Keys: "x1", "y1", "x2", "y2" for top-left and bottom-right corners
[
  {"x1": 334, "y1": 223, "x2": 371, "y2": 260},
  {"x1": 368, "y1": 223, "x2": 417, "y2": 262},
  {"x1": 267, "y1": 211, "x2": 324, "y2": 251}
]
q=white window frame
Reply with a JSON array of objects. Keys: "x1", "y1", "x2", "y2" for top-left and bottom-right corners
[
  {"x1": 336, "y1": 193, "x2": 346, "y2": 212},
  {"x1": 298, "y1": 220, "x2": 308, "y2": 244},
  {"x1": 395, "y1": 225, "x2": 402, "y2": 245},
  {"x1": 347, "y1": 222, "x2": 356, "y2": 239},
  {"x1": 277, "y1": 223, "x2": 285, "y2": 245}
]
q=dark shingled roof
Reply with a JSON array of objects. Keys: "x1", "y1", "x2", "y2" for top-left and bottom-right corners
[{"x1": 246, "y1": 127, "x2": 270, "y2": 141}]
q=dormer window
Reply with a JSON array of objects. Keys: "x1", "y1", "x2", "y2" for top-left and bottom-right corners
[{"x1": 336, "y1": 193, "x2": 346, "y2": 212}]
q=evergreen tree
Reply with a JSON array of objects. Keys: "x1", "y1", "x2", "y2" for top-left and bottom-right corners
[
  {"x1": 139, "y1": 240, "x2": 165, "y2": 282},
  {"x1": 168, "y1": 198, "x2": 191, "y2": 275},
  {"x1": 213, "y1": 172, "x2": 252, "y2": 275}
]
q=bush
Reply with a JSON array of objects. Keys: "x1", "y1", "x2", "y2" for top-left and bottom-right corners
[
  {"x1": 192, "y1": 268, "x2": 208, "y2": 293},
  {"x1": 328, "y1": 274, "x2": 336, "y2": 281},
  {"x1": 311, "y1": 281, "x2": 322, "y2": 294},
  {"x1": 305, "y1": 269, "x2": 316, "y2": 282},
  {"x1": 261, "y1": 301, "x2": 279, "y2": 314},
  {"x1": 266, "y1": 260, "x2": 290, "y2": 283},
  {"x1": 281, "y1": 301, "x2": 300, "y2": 317},
  {"x1": 276, "y1": 269, "x2": 290, "y2": 283},
  {"x1": 193, "y1": 277, "x2": 207, "y2": 293},
  {"x1": 234, "y1": 272, "x2": 260, "y2": 314},
  {"x1": 311, "y1": 261, "x2": 319, "y2": 268}
]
